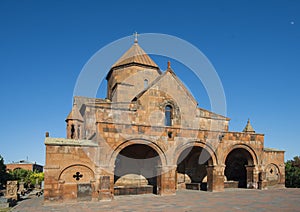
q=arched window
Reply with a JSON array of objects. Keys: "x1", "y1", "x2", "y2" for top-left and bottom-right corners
[
  {"x1": 71, "y1": 124, "x2": 75, "y2": 139},
  {"x1": 165, "y1": 105, "x2": 173, "y2": 126},
  {"x1": 144, "y1": 79, "x2": 148, "y2": 89}
]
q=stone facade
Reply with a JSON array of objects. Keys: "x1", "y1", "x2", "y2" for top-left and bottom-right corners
[{"x1": 44, "y1": 41, "x2": 285, "y2": 203}]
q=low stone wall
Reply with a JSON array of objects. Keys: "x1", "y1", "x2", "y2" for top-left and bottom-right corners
[
  {"x1": 186, "y1": 183, "x2": 201, "y2": 190},
  {"x1": 185, "y1": 183, "x2": 207, "y2": 191},
  {"x1": 114, "y1": 185, "x2": 153, "y2": 196},
  {"x1": 224, "y1": 181, "x2": 239, "y2": 189}
]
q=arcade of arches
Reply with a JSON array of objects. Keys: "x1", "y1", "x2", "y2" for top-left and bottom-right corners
[{"x1": 44, "y1": 40, "x2": 285, "y2": 203}]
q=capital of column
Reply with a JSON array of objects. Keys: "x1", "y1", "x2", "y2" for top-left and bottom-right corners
[{"x1": 207, "y1": 165, "x2": 225, "y2": 174}]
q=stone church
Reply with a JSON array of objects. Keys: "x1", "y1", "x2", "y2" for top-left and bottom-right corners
[{"x1": 44, "y1": 39, "x2": 285, "y2": 202}]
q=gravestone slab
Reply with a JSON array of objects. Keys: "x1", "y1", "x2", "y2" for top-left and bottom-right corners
[
  {"x1": 100, "y1": 176, "x2": 110, "y2": 190},
  {"x1": 77, "y1": 184, "x2": 92, "y2": 201},
  {"x1": 6, "y1": 181, "x2": 18, "y2": 200}
]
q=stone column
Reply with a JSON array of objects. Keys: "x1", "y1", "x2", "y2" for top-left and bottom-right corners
[
  {"x1": 206, "y1": 165, "x2": 225, "y2": 192},
  {"x1": 157, "y1": 165, "x2": 177, "y2": 196},
  {"x1": 258, "y1": 171, "x2": 268, "y2": 190},
  {"x1": 246, "y1": 165, "x2": 256, "y2": 189},
  {"x1": 253, "y1": 166, "x2": 259, "y2": 189}
]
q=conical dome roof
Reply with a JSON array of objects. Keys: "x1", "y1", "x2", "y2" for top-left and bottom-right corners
[
  {"x1": 243, "y1": 119, "x2": 255, "y2": 133},
  {"x1": 110, "y1": 41, "x2": 159, "y2": 70},
  {"x1": 66, "y1": 104, "x2": 84, "y2": 122}
]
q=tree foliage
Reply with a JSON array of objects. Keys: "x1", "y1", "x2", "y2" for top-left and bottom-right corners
[
  {"x1": 0, "y1": 155, "x2": 10, "y2": 188},
  {"x1": 0, "y1": 155, "x2": 44, "y2": 189},
  {"x1": 9, "y1": 169, "x2": 44, "y2": 188},
  {"x1": 9, "y1": 168, "x2": 32, "y2": 185},
  {"x1": 29, "y1": 172, "x2": 44, "y2": 185},
  {"x1": 285, "y1": 156, "x2": 300, "y2": 188}
]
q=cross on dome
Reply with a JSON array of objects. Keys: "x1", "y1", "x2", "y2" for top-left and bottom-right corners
[{"x1": 134, "y1": 32, "x2": 139, "y2": 43}]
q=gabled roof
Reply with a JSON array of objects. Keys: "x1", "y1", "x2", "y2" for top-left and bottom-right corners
[
  {"x1": 110, "y1": 41, "x2": 159, "y2": 70},
  {"x1": 66, "y1": 104, "x2": 84, "y2": 122},
  {"x1": 132, "y1": 66, "x2": 197, "y2": 106}
]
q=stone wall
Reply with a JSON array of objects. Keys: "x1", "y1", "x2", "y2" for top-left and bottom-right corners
[
  {"x1": 263, "y1": 149, "x2": 285, "y2": 187},
  {"x1": 107, "y1": 65, "x2": 160, "y2": 102},
  {"x1": 46, "y1": 92, "x2": 284, "y2": 203},
  {"x1": 44, "y1": 138, "x2": 98, "y2": 202}
]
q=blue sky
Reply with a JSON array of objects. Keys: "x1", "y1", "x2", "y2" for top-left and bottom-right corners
[{"x1": 0, "y1": 0, "x2": 299, "y2": 165}]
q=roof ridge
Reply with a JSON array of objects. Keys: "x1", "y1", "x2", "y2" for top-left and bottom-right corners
[
  {"x1": 132, "y1": 70, "x2": 167, "y2": 101},
  {"x1": 131, "y1": 67, "x2": 198, "y2": 107}
]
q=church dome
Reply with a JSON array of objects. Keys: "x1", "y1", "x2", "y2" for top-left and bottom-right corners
[{"x1": 110, "y1": 41, "x2": 159, "y2": 71}]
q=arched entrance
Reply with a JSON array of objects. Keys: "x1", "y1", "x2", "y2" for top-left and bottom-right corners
[
  {"x1": 176, "y1": 146, "x2": 213, "y2": 191},
  {"x1": 225, "y1": 148, "x2": 254, "y2": 188},
  {"x1": 114, "y1": 144, "x2": 162, "y2": 195}
]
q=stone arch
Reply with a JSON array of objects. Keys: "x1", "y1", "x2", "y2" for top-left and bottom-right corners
[
  {"x1": 111, "y1": 139, "x2": 166, "y2": 195},
  {"x1": 175, "y1": 140, "x2": 218, "y2": 166},
  {"x1": 109, "y1": 138, "x2": 167, "y2": 168},
  {"x1": 223, "y1": 144, "x2": 258, "y2": 165},
  {"x1": 224, "y1": 144, "x2": 258, "y2": 188},
  {"x1": 265, "y1": 163, "x2": 280, "y2": 186},
  {"x1": 59, "y1": 164, "x2": 95, "y2": 183},
  {"x1": 174, "y1": 141, "x2": 217, "y2": 191}
]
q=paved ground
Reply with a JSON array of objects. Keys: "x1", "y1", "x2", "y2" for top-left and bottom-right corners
[{"x1": 11, "y1": 188, "x2": 300, "y2": 212}]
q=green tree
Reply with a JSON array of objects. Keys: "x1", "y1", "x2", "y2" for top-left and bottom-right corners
[
  {"x1": 29, "y1": 171, "x2": 44, "y2": 185},
  {"x1": 285, "y1": 156, "x2": 300, "y2": 188},
  {"x1": 0, "y1": 155, "x2": 9, "y2": 188},
  {"x1": 9, "y1": 168, "x2": 33, "y2": 188}
]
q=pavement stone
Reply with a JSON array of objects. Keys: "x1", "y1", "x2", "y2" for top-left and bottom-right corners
[{"x1": 11, "y1": 188, "x2": 300, "y2": 212}]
